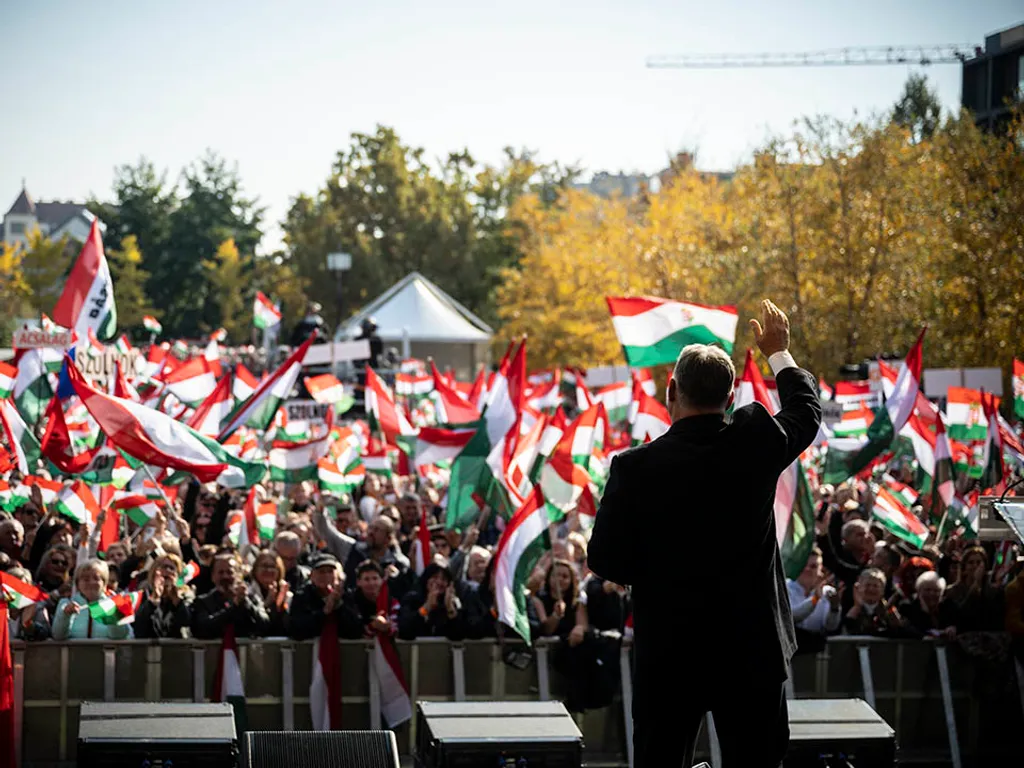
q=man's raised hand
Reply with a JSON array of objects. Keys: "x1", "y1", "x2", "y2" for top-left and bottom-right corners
[{"x1": 749, "y1": 299, "x2": 790, "y2": 358}]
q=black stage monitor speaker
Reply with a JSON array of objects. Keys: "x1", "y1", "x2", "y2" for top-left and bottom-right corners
[
  {"x1": 77, "y1": 701, "x2": 237, "y2": 768},
  {"x1": 786, "y1": 698, "x2": 897, "y2": 767},
  {"x1": 415, "y1": 700, "x2": 583, "y2": 768},
  {"x1": 242, "y1": 730, "x2": 400, "y2": 768}
]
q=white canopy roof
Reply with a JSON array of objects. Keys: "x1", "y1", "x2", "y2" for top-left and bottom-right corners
[{"x1": 337, "y1": 272, "x2": 493, "y2": 344}]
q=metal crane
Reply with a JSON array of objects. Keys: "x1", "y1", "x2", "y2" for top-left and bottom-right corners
[{"x1": 646, "y1": 44, "x2": 979, "y2": 69}]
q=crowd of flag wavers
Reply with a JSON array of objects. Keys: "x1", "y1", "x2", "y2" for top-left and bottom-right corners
[{"x1": 1, "y1": 221, "x2": 1024, "y2": 731}]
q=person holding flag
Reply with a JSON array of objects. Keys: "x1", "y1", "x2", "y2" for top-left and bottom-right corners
[
  {"x1": 589, "y1": 299, "x2": 822, "y2": 768},
  {"x1": 51, "y1": 560, "x2": 131, "y2": 640}
]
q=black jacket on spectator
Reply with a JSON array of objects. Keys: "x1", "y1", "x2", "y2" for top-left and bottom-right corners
[
  {"x1": 288, "y1": 582, "x2": 362, "y2": 641},
  {"x1": 190, "y1": 588, "x2": 272, "y2": 639},
  {"x1": 589, "y1": 364, "x2": 821, "y2": 767},
  {"x1": 135, "y1": 595, "x2": 193, "y2": 639},
  {"x1": 343, "y1": 543, "x2": 412, "y2": 599},
  {"x1": 818, "y1": 510, "x2": 866, "y2": 614},
  {"x1": 899, "y1": 599, "x2": 957, "y2": 637},
  {"x1": 397, "y1": 572, "x2": 467, "y2": 641},
  {"x1": 284, "y1": 564, "x2": 311, "y2": 595},
  {"x1": 532, "y1": 588, "x2": 577, "y2": 640},
  {"x1": 583, "y1": 577, "x2": 629, "y2": 632}
]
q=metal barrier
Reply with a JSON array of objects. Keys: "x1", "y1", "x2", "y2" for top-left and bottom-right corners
[{"x1": 11, "y1": 635, "x2": 1024, "y2": 767}]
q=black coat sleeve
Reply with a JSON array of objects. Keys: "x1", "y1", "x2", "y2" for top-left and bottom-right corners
[
  {"x1": 190, "y1": 594, "x2": 232, "y2": 639},
  {"x1": 288, "y1": 589, "x2": 327, "y2": 640},
  {"x1": 588, "y1": 454, "x2": 635, "y2": 587},
  {"x1": 771, "y1": 367, "x2": 823, "y2": 470}
]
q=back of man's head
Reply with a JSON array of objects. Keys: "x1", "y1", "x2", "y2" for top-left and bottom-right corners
[{"x1": 672, "y1": 344, "x2": 736, "y2": 410}]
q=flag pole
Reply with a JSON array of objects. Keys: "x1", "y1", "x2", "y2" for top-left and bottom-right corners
[{"x1": 140, "y1": 463, "x2": 181, "y2": 537}]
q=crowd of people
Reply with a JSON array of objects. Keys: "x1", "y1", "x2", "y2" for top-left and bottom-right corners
[{"x1": 2, "y1": 422, "x2": 1024, "y2": 716}]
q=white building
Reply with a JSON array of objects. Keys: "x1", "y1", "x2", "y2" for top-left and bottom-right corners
[{"x1": 2, "y1": 186, "x2": 99, "y2": 247}]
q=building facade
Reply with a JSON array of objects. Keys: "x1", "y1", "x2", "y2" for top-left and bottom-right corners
[{"x1": 2, "y1": 186, "x2": 98, "y2": 247}]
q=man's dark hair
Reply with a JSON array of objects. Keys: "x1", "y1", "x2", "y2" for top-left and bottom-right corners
[
  {"x1": 672, "y1": 344, "x2": 736, "y2": 410},
  {"x1": 356, "y1": 559, "x2": 385, "y2": 578}
]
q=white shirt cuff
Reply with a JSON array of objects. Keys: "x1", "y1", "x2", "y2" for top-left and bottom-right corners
[{"x1": 768, "y1": 350, "x2": 798, "y2": 376}]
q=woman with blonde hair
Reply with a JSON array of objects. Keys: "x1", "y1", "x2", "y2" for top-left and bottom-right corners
[
  {"x1": 248, "y1": 549, "x2": 291, "y2": 636},
  {"x1": 51, "y1": 559, "x2": 131, "y2": 640},
  {"x1": 135, "y1": 552, "x2": 194, "y2": 638}
]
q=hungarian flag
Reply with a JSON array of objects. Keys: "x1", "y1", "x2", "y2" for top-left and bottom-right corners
[
  {"x1": 932, "y1": 415, "x2": 957, "y2": 508},
  {"x1": 317, "y1": 455, "x2": 365, "y2": 495},
  {"x1": 16, "y1": 476, "x2": 61, "y2": 506},
  {"x1": 14, "y1": 347, "x2": 61, "y2": 426},
  {"x1": 268, "y1": 435, "x2": 332, "y2": 483},
  {"x1": 630, "y1": 386, "x2": 671, "y2": 446},
  {"x1": 113, "y1": 361, "x2": 141, "y2": 402},
  {"x1": 395, "y1": 373, "x2": 434, "y2": 397},
  {"x1": 253, "y1": 291, "x2": 282, "y2": 330},
  {"x1": 412, "y1": 506, "x2": 433, "y2": 576},
  {"x1": 0, "y1": 363, "x2": 14, "y2": 399},
  {"x1": 213, "y1": 625, "x2": 248, "y2": 735},
  {"x1": 203, "y1": 338, "x2": 223, "y2": 379},
  {"x1": 1, "y1": 571, "x2": 48, "y2": 608},
  {"x1": 111, "y1": 494, "x2": 163, "y2": 527},
  {"x1": 980, "y1": 391, "x2": 1005, "y2": 492},
  {"x1": 362, "y1": 443, "x2": 394, "y2": 476},
  {"x1": 0, "y1": 399, "x2": 41, "y2": 474},
  {"x1": 177, "y1": 561, "x2": 200, "y2": 587},
  {"x1": 899, "y1": 413, "x2": 935, "y2": 489},
  {"x1": 55, "y1": 481, "x2": 101, "y2": 528},
  {"x1": 414, "y1": 424, "x2": 477, "y2": 469},
  {"x1": 228, "y1": 488, "x2": 263, "y2": 549},
  {"x1": 372, "y1": 583, "x2": 412, "y2": 727},
  {"x1": 505, "y1": 414, "x2": 547, "y2": 503},
  {"x1": 113, "y1": 335, "x2": 132, "y2": 356},
  {"x1": 833, "y1": 404, "x2": 875, "y2": 438},
  {"x1": 882, "y1": 475, "x2": 919, "y2": 508},
  {"x1": 1013, "y1": 359, "x2": 1024, "y2": 420},
  {"x1": 946, "y1": 387, "x2": 988, "y2": 442},
  {"x1": 365, "y1": 366, "x2": 417, "y2": 445},
  {"x1": 429, "y1": 361, "x2": 480, "y2": 423},
  {"x1": 872, "y1": 486, "x2": 929, "y2": 549},
  {"x1": 219, "y1": 334, "x2": 316, "y2": 441},
  {"x1": 833, "y1": 380, "x2": 877, "y2": 409},
  {"x1": 525, "y1": 373, "x2": 562, "y2": 414},
  {"x1": 310, "y1": 609, "x2": 343, "y2": 730},
  {"x1": 818, "y1": 377, "x2": 834, "y2": 401},
  {"x1": 538, "y1": 407, "x2": 601, "y2": 519},
  {"x1": 606, "y1": 296, "x2": 738, "y2": 366},
  {"x1": 232, "y1": 364, "x2": 259, "y2": 403},
  {"x1": 162, "y1": 356, "x2": 218, "y2": 406},
  {"x1": 187, "y1": 374, "x2": 234, "y2": 437},
  {"x1": 304, "y1": 374, "x2": 354, "y2": 415},
  {"x1": 143, "y1": 315, "x2": 162, "y2": 335},
  {"x1": 494, "y1": 487, "x2": 551, "y2": 642},
  {"x1": 88, "y1": 592, "x2": 142, "y2": 626},
  {"x1": 468, "y1": 367, "x2": 488, "y2": 412},
  {"x1": 595, "y1": 381, "x2": 631, "y2": 424},
  {"x1": 831, "y1": 329, "x2": 925, "y2": 483},
  {"x1": 41, "y1": 395, "x2": 99, "y2": 474},
  {"x1": 52, "y1": 219, "x2": 117, "y2": 342},
  {"x1": 67, "y1": 359, "x2": 264, "y2": 488}
]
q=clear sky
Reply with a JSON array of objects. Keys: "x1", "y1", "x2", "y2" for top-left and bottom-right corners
[{"x1": 1, "y1": 0, "x2": 1020, "y2": 251}]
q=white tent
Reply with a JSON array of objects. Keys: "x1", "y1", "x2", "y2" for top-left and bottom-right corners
[{"x1": 336, "y1": 272, "x2": 493, "y2": 378}]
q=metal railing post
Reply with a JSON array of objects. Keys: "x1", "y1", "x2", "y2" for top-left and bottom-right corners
[
  {"x1": 103, "y1": 646, "x2": 117, "y2": 701},
  {"x1": 192, "y1": 647, "x2": 206, "y2": 702},
  {"x1": 281, "y1": 644, "x2": 295, "y2": 730},
  {"x1": 451, "y1": 644, "x2": 466, "y2": 702},
  {"x1": 59, "y1": 645, "x2": 69, "y2": 761},
  {"x1": 935, "y1": 644, "x2": 963, "y2": 768},
  {"x1": 535, "y1": 644, "x2": 551, "y2": 701},
  {"x1": 857, "y1": 643, "x2": 876, "y2": 709},
  {"x1": 368, "y1": 643, "x2": 382, "y2": 730}
]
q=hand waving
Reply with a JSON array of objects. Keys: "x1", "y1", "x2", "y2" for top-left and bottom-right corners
[{"x1": 749, "y1": 299, "x2": 790, "y2": 358}]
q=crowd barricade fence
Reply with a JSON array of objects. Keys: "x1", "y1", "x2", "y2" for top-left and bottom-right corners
[{"x1": 11, "y1": 635, "x2": 1024, "y2": 767}]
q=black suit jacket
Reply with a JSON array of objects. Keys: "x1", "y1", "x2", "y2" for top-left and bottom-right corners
[{"x1": 588, "y1": 366, "x2": 821, "y2": 686}]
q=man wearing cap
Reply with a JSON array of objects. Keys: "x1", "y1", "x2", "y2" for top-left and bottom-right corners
[{"x1": 288, "y1": 552, "x2": 361, "y2": 640}]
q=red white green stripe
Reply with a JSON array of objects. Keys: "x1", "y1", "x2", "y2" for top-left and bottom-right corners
[
  {"x1": 112, "y1": 494, "x2": 163, "y2": 527},
  {"x1": 1, "y1": 571, "x2": 48, "y2": 608},
  {"x1": 268, "y1": 435, "x2": 332, "y2": 483},
  {"x1": 494, "y1": 487, "x2": 551, "y2": 642},
  {"x1": 52, "y1": 220, "x2": 117, "y2": 342},
  {"x1": 89, "y1": 592, "x2": 142, "y2": 625},
  {"x1": 946, "y1": 387, "x2": 987, "y2": 442},
  {"x1": 606, "y1": 296, "x2": 738, "y2": 366},
  {"x1": 414, "y1": 425, "x2": 477, "y2": 469},
  {"x1": 872, "y1": 486, "x2": 929, "y2": 549},
  {"x1": 253, "y1": 291, "x2": 282, "y2": 330},
  {"x1": 55, "y1": 480, "x2": 101, "y2": 527},
  {"x1": 143, "y1": 315, "x2": 162, "y2": 334},
  {"x1": 1013, "y1": 359, "x2": 1024, "y2": 420},
  {"x1": 0, "y1": 399, "x2": 42, "y2": 473},
  {"x1": 0, "y1": 361, "x2": 15, "y2": 399},
  {"x1": 317, "y1": 455, "x2": 365, "y2": 494},
  {"x1": 162, "y1": 355, "x2": 218, "y2": 406}
]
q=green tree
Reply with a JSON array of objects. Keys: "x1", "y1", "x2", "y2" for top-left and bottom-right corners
[
  {"x1": 892, "y1": 73, "x2": 942, "y2": 143},
  {"x1": 282, "y1": 127, "x2": 577, "y2": 327},
  {"x1": 166, "y1": 151, "x2": 265, "y2": 337},
  {"x1": 0, "y1": 242, "x2": 31, "y2": 343},
  {"x1": 202, "y1": 238, "x2": 249, "y2": 342},
  {"x1": 20, "y1": 228, "x2": 72, "y2": 315},
  {"x1": 107, "y1": 235, "x2": 159, "y2": 337}
]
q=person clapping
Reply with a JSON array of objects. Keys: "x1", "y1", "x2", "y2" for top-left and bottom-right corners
[
  {"x1": 190, "y1": 550, "x2": 271, "y2": 639},
  {"x1": 135, "y1": 553, "x2": 193, "y2": 639},
  {"x1": 398, "y1": 563, "x2": 466, "y2": 640}
]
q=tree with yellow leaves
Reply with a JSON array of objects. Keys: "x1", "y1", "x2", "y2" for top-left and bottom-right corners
[
  {"x1": 0, "y1": 241, "x2": 31, "y2": 343},
  {"x1": 19, "y1": 228, "x2": 72, "y2": 316},
  {"x1": 202, "y1": 238, "x2": 249, "y2": 343}
]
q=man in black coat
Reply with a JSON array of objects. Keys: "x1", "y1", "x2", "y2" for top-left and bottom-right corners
[
  {"x1": 191, "y1": 552, "x2": 271, "y2": 639},
  {"x1": 589, "y1": 299, "x2": 822, "y2": 768}
]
